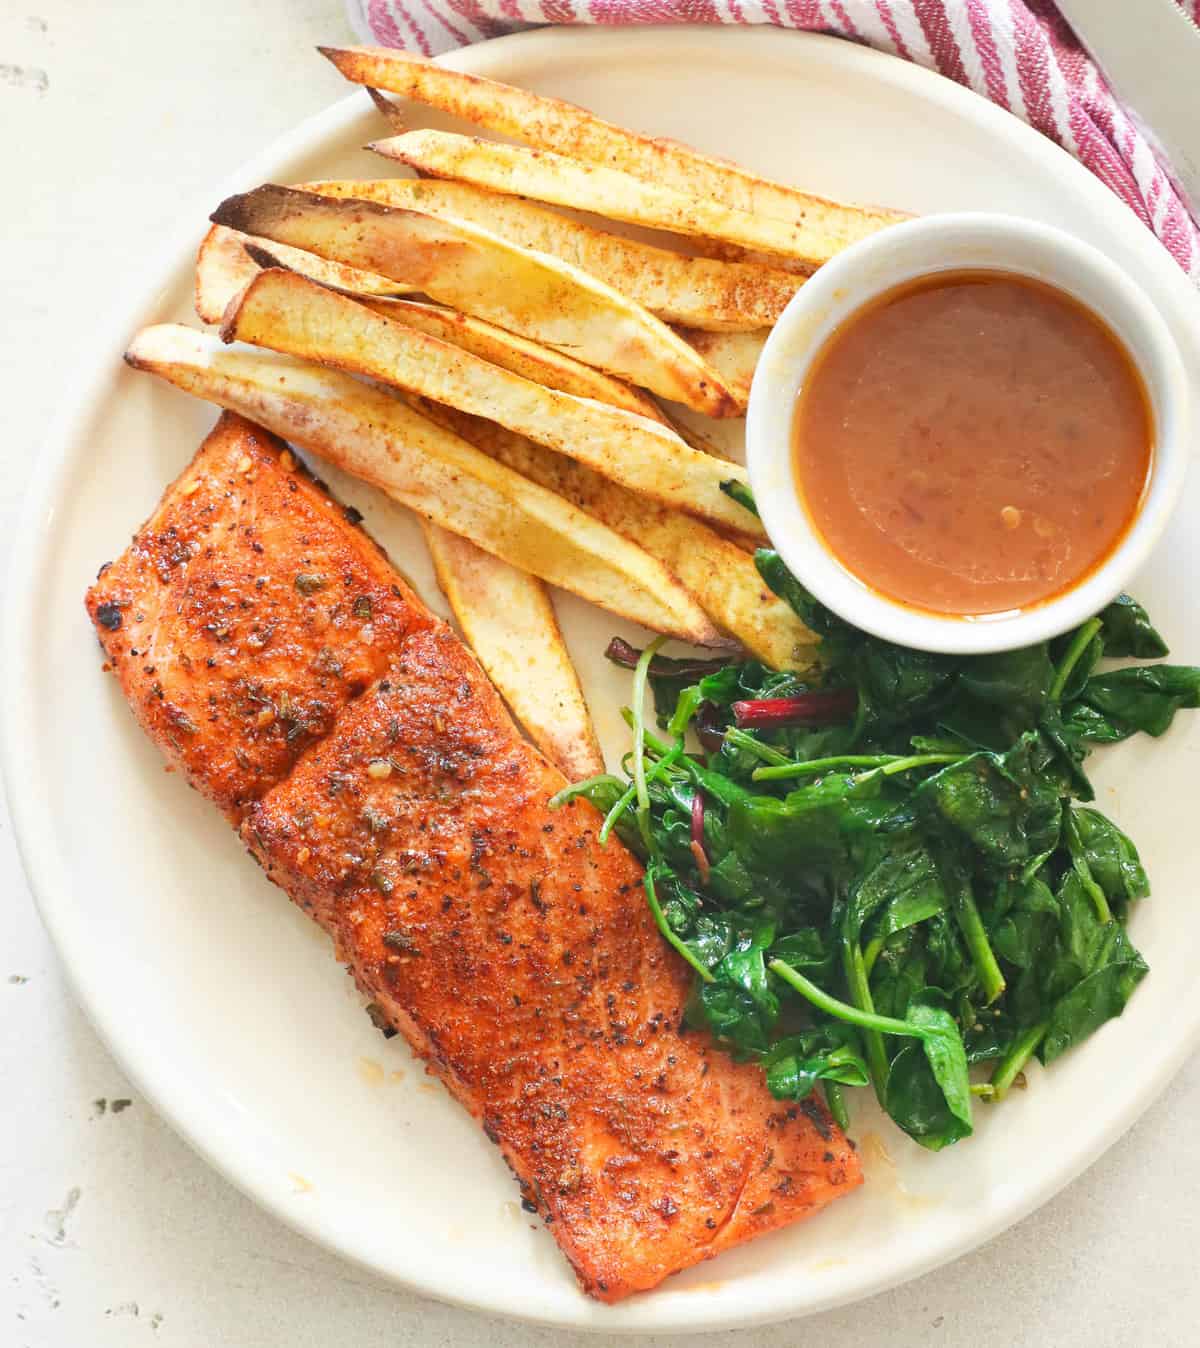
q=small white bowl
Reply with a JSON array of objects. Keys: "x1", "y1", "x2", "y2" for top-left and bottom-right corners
[{"x1": 745, "y1": 213, "x2": 1192, "y2": 654}]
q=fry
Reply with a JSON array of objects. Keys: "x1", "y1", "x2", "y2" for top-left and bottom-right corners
[
  {"x1": 195, "y1": 226, "x2": 260, "y2": 324},
  {"x1": 194, "y1": 224, "x2": 411, "y2": 325},
  {"x1": 675, "y1": 327, "x2": 768, "y2": 409},
  {"x1": 301, "y1": 178, "x2": 801, "y2": 332},
  {"x1": 370, "y1": 129, "x2": 828, "y2": 268},
  {"x1": 221, "y1": 269, "x2": 764, "y2": 537},
  {"x1": 210, "y1": 186, "x2": 740, "y2": 416},
  {"x1": 245, "y1": 257, "x2": 667, "y2": 418},
  {"x1": 122, "y1": 325, "x2": 723, "y2": 645},
  {"x1": 415, "y1": 402, "x2": 816, "y2": 670},
  {"x1": 349, "y1": 297, "x2": 666, "y2": 422},
  {"x1": 422, "y1": 521, "x2": 605, "y2": 781},
  {"x1": 321, "y1": 45, "x2": 906, "y2": 266}
]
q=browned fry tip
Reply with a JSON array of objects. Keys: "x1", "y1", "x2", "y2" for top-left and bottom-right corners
[
  {"x1": 209, "y1": 190, "x2": 256, "y2": 233},
  {"x1": 216, "y1": 272, "x2": 270, "y2": 344},
  {"x1": 210, "y1": 184, "x2": 309, "y2": 233},
  {"x1": 241, "y1": 241, "x2": 284, "y2": 271},
  {"x1": 366, "y1": 87, "x2": 407, "y2": 132}
]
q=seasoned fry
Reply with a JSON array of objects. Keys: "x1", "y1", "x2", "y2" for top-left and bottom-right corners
[
  {"x1": 675, "y1": 327, "x2": 768, "y2": 409},
  {"x1": 195, "y1": 226, "x2": 261, "y2": 324},
  {"x1": 300, "y1": 178, "x2": 801, "y2": 332},
  {"x1": 350, "y1": 297, "x2": 665, "y2": 422},
  {"x1": 422, "y1": 521, "x2": 605, "y2": 781},
  {"x1": 415, "y1": 402, "x2": 815, "y2": 669},
  {"x1": 370, "y1": 129, "x2": 831, "y2": 268},
  {"x1": 194, "y1": 224, "x2": 411, "y2": 325},
  {"x1": 320, "y1": 45, "x2": 906, "y2": 266},
  {"x1": 221, "y1": 269, "x2": 764, "y2": 537},
  {"x1": 123, "y1": 325, "x2": 723, "y2": 645},
  {"x1": 210, "y1": 186, "x2": 740, "y2": 417}
]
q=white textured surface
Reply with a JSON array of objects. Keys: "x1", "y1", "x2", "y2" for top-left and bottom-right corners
[{"x1": 1, "y1": 2, "x2": 1198, "y2": 1343}]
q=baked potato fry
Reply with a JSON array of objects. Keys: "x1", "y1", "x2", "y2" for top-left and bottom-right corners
[
  {"x1": 675, "y1": 327, "x2": 768, "y2": 409},
  {"x1": 348, "y1": 296, "x2": 666, "y2": 422},
  {"x1": 221, "y1": 269, "x2": 764, "y2": 538},
  {"x1": 122, "y1": 325, "x2": 723, "y2": 645},
  {"x1": 300, "y1": 178, "x2": 801, "y2": 332},
  {"x1": 242, "y1": 254, "x2": 666, "y2": 418},
  {"x1": 210, "y1": 186, "x2": 740, "y2": 417},
  {"x1": 415, "y1": 403, "x2": 816, "y2": 670},
  {"x1": 195, "y1": 226, "x2": 260, "y2": 324},
  {"x1": 320, "y1": 45, "x2": 906, "y2": 267},
  {"x1": 370, "y1": 130, "x2": 827, "y2": 268},
  {"x1": 194, "y1": 224, "x2": 412, "y2": 325},
  {"x1": 422, "y1": 521, "x2": 605, "y2": 781}
]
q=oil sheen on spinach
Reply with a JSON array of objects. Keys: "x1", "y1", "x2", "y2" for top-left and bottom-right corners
[{"x1": 552, "y1": 552, "x2": 1200, "y2": 1150}]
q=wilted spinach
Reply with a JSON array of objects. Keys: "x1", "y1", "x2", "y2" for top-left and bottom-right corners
[{"x1": 551, "y1": 553, "x2": 1198, "y2": 1151}]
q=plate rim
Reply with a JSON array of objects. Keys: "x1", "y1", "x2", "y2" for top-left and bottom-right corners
[{"x1": 5, "y1": 24, "x2": 1200, "y2": 1333}]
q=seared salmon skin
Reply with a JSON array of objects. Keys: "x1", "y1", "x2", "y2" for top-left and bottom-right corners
[{"x1": 87, "y1": 413, "x2": 862, "y2": 1300}]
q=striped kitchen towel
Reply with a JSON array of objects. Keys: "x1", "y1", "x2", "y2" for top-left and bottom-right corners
[{"x1": 345, "y1": 0, "x2": 1200, "y2": 281}]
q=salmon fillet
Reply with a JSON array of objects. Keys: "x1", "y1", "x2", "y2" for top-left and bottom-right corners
[{"x1": 86, "y1": 413, "x2": 862, "y2": 1300}]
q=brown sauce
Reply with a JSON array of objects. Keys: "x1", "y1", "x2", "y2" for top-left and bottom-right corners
[{"x1": 792, "y1": 271, "x2": 1153, "y2": 617}]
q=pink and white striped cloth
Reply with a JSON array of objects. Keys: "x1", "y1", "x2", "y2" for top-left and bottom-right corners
[{"x1": 345, "y1": 0, "x2": 1200, "y2": 281}]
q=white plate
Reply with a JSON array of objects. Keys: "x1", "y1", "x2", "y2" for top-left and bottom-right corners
[{"x1": 5, "y1": 26, "x2": 1200, "y2": 1334}]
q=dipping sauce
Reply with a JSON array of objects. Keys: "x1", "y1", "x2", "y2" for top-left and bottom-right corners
[{"x1": 792, "y1": 271, "x2": 1153, "y2": 617}]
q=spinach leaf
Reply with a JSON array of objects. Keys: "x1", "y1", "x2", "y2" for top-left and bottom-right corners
[
  {"x1": 1058, "y1": 700, "x2": 1133, "y2": 746},
  {"x1": 957, "y1": 645, "x2": 1054, "y2": 716},
  {"x1": 645, "y1": 868, "x2": 751, "y2": 980},
  {"x1": 1051, "y1": 871, "x2": 1115, "y2": 993},
  {"x1": 847, "y1": 843, "x2": 941, "y2": 941},
  {"x1": 770, "y1": 960, "x2": 973, "y2": 1149},
  {"x1": 870, "y1": 928, "x2": 937, "y2": 1022},
  {"x1": 770, "y1": 927, "x2": 835, "y2": 982},
  {"x1": 698, "y1": 980, "x2": 774, "y2": 1055},
  {"x1": 1097, "y1": 595, "x2": 1169, "y2": 659},
  {"x1": 884, "y1": 1000, "x2": 974, "y2": 1151},
  {"x1": 764, "y1": 1026, "x2": 870, "y2": 1101},
  {"x1": 1037, "y1": 704, "x2": 1096, "y2": 802},
  {"x1": 914, "y1": 735, "x2": 1062, "y2": 868},
  {"x1": 696, "y1": 660, "x2": 781, "y2": 707},
  {"x1": 1041, "y1": 916, "x2": 1148, "y2": 1065},
  {"x1": 851, "y1": 641, "x2": 957, "y2": 735},
  {"x1": 727, "y1": 771, "x2": 891, "y2": 874},
  {"x1": 990, "y1": 878, "x2": 1057, "y2": 967},
  {"x1": 1069, "y1": 807, "x2": 1149, "y2": 915},
  {"x1": 857, "y1": 844, "x2": 947, "y2": 947},
  {"x1": 712, "y1": 919, "x2": 779, "y2": 1046},
  {"x1": 906, "y1": 1000, "x2": 973, "y2": 1130},
  {"x1": 1041, "y1": 958, "x2": 1146, "y2": 1063},
  {"x1": 1082, "y1": 665, "x2": 1200, "y2": 737}
]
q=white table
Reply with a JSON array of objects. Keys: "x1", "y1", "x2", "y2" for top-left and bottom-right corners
[{"x1": 3, "y1": 2, "x2": 1198, "y2": 1343}]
